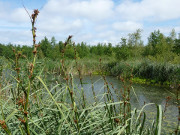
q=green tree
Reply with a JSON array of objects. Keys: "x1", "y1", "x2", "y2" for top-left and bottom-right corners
[
  {"x1": 76, "y1": 42, "x2": 90, "y2": 58},
  {"x1": 64, "y1": 43, "x2": 75, "y2": 59},
  {"x1": 51, "y1": 36, "x2": 56, "y2": 48},
  {"x1": 21, "y1": 46, "x2": 33, "y2": 58},
  {"x1": 104, "y1": 43, "x2": 113, "y2": 56},
  {"x1": 128, "y1": 29, "x2": 142, "y2": 47},
  {"x1": 127, "y1": 29, "x2": 144, "y2": 58},
  {"x1": 0, "y1": 44, "x2": 4, "y2": 56},
  {"x1": 58, "y1": 41, "x2": 64, "y2": 53},
  {"x1": 147, "y1": 30, "x2": 165, "y2": 56},
  {"x1": 115, "y1": 38, "x2": 130, "y2": 60},
  {"x1": 96, "y1": 43, "x2": 104, "y2": 56},
  {"x1": 148, "y1": 30, "x2": 163, "y2": 48},
  {"x1": 40, "y1": 37, "x2": 52, "y2": 58},
  {"x1": 173, "y1": 39, "x2": 180, "y2": 55}
]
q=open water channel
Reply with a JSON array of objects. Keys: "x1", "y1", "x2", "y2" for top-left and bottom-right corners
[{"x1": 71, "y1": 75, "x2": 179, "y2": 134}]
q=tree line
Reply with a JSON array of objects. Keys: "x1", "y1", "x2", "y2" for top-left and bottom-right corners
[{"x1": 0, "y1": 29, "x2": 179, "y2": 63}]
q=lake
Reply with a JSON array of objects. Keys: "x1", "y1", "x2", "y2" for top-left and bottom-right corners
[{"x1": 72, "y1": 75, "x2": 179, "y2": 134}]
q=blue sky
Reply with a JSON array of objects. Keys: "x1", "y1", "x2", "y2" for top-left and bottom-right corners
[{"x1": 1, "y1": 0, "x2": 180, "y2": 45}]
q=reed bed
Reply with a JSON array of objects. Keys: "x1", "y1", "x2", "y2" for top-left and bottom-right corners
[{"x1": 107, "y1": 60, "x2": 180, "y2": 86}]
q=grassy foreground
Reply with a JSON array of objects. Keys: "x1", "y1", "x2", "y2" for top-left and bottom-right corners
[{"x1": 0, "y1": 56, "x2": 164, "y2": 135}]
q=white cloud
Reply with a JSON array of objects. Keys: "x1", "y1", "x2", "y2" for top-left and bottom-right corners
[
  {"x1": 38, "y1": 18, "x2": 83, "y2": 33},
  {"x1": 75, "y1": 33, "x2": 93, "y2": 42},
  {"x1": 116, "y1": 0, "x2": 180, "y2": 21},
  {"x1": 0, "y1": 2, "x2": 5, "y2": 18},
  {"x1": 0, "y1": 30, "x2": 32, "y2": 45},
  {"x1": 0, "y1": 0, "x2": 180, "y2": 45},
  {"x1": 0, "y1": 1, "x2": 30, "y2": 24},
  {"x1": 96, "y1": 30, "x2": 127, "y2": 44},
  {"x1": 43, "y1": 0, "x2": 114, "y2": 21},
  {"x1": 95, "y1": 24, "x2": 109, "y2": 31},
  {"x1": 144, "y1": 26, "x2": 180, "y2": 37},
  {"x1": 112, "y1": 21, "x2": 143, "y2": 32},
  {"x1": 10, "y1": 8, "x2": 30, "y2": 23},
  {"x1": 97, "y1": 30, "x2": 115, "y2": 38}
]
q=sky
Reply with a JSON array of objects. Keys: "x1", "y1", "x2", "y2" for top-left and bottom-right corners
[{"x1": 1, "y1": 0, "x2": 180, "y2": 46}]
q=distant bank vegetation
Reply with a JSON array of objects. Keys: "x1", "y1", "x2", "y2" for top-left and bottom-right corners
[
  {"x1": 0, "y1": 29, "x2": 180, "y2": 62},
  {"x1": 0, "y1": 29, "x2": 180, "y2": 86}
]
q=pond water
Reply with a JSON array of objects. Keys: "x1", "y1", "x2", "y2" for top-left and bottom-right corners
[{"x1": 72, "y1": 75, "x2": 179, "y2": 134}]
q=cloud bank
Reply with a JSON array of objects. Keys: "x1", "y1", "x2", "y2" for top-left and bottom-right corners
[{"x1": 0, "y1": 0, "x2": 180, "y2": 45}]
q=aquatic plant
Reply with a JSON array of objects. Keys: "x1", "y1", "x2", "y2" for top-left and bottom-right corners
[{"x1": 106, "y1": 59, "x2": 180, "y2": 86}]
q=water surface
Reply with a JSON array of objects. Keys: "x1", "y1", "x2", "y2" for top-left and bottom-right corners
[{"x1": 73, "y1": 75, "x2": 179, "y2": 134}]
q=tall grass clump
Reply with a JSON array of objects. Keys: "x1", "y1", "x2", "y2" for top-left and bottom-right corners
[
  {"x1": 107, "y1": 59, "x2": 180, "y2": 86},
  {"x1": 136, "y1": 60, "x2": 180, "y2": 84},
  {"x1": 0, "y1": 8, "x2": 171, "y2": 135}
]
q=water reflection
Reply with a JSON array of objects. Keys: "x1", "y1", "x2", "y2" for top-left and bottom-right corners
[{"x1": 73, "y1": 75, "x2": 178, "y2": 134}]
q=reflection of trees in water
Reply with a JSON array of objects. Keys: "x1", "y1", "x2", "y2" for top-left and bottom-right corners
[{"x1": 73, "y1": 75, "x2": 178, "y2": 134}]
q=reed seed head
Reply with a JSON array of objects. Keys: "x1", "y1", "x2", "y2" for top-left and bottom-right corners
[
  {"x1": 0, "y1": 120, "x2": 5, "y2": 125},
  {"x1": 166, "y1": 96, "x2": 171, "y2": 102},
  {"x1": 18, "y1": 118, "x2": 26, "y2": 124},
  {"x1": 24, "y1": 111, "x2": 28, "y2": 115},
  {"x1": 12, "y1": 49, "x2": 15, "y2": 53},
  {"x1": 74, "y1": 119, "x2": 78, "y2": 124},
  {"x1": 33, "y1": 50, "x2": 37, "y2": 55},
  {"x1": 70, "y1": 91, "x2": 73, "y2": 96},
  {"x1": 2, "y1": 124, "x2": 7, "y2": 129},
  {"x1": 35, "y1": 44, "x2": 40, "y2": 48},
  {"x1": 67, "y1": 35, "x2": 73, "y2": 41},
  {"x1": 0, "y1": 120, "x2": 7, "y2": 130},
  {"x1": 114, "y1": 118, "x2": 120, "y2": 123}
]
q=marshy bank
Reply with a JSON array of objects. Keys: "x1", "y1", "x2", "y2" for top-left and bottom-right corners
[
  {"x1": 19, "y1": 58, "x2": 179, "y2": 88},
  {"x1": 1, "y1": 56, "x2": 179, "y2": 88}
]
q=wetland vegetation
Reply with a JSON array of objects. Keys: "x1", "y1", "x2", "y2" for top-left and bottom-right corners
[{"x1": 0, "y1": 9, "x2": 179, "y2": 135}]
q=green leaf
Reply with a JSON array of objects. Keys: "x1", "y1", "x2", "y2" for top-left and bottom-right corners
[
  {"x1": 139, "y1": 112, "x2": 146, "y2": 135},
  {"x1": 155, "y1": 105, "x2": 162, "y2": 135},
  {"x1": 5, "y1": 109, "x2": 18, "y2": 122}
]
